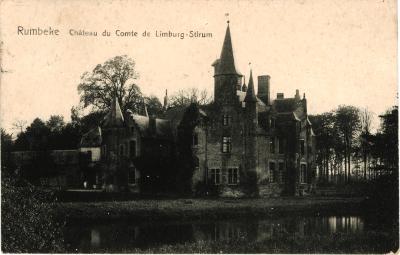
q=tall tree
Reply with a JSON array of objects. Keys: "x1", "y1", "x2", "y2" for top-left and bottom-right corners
[
  {"x1": 359, "y1": 108, "x2": 374, "y2": 179},
  {"x1": 78, "y1": 55, "x2": 143, "y2": 113},
  {"x1": 334, "y1": 105, "x2": 361, "y2": 182},
  {"x1": 309, "y1": 112, "x2": 335, "y2": 182}
]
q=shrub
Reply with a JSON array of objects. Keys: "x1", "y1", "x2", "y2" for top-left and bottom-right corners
[{"x1": 1, "y1": 176, "x2": 64, "y2": 252}]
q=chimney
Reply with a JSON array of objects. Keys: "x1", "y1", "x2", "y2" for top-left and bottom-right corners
[
  {"x1": 277, "y1": 93, "x2": 284, "y2": 99},
  {"x1": 257, "y1": 75, "x2": 270, "y2": 105},
  {"x1": 295, "y1": 89, "x2": 300, "y2": 100}
]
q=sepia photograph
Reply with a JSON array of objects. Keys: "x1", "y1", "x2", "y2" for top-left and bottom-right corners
[{"x1": 0, "y1": 0, "x2": 398, "y2": 253}]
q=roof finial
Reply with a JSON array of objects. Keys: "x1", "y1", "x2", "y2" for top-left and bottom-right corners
[{"x1": 225, "y1": 13, "x2": 230, "y2": 24}]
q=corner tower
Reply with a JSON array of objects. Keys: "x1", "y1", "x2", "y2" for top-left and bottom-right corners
[{"x1": 212, "y1": 22, "x2": 242, "y2": 105}]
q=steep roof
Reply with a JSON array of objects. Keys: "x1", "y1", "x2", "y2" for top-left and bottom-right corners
[
  {"x1": 128, "y1": 113, "x2": 173, "y2": 139},
  {"x1": 244, "y1": 70, "x2": 257, "y2": 102},
  {"x1": 215, "y1": 23, "x2": 241, "y2": 76},
  {"x1": 103, "y1": 98, "x2": 125, "y2": 127},
  {"x1": 273, "y1": 98, "x2": 297, "y2": 113},
  {"x1": 80, "y1": 126, "x2": 102, "y2": 147}
]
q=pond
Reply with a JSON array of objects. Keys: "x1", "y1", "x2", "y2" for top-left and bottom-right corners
[{"x1": 63, "y1": 214, "x2": 398, "y2": 253}]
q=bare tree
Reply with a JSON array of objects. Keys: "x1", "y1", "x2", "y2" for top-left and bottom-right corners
[
  {"x1": 12, "y1": 119, "x2": 27, "y2": 134},
  {"x1": 169, "y1": 88, "x2": 212, "y2": 108}
]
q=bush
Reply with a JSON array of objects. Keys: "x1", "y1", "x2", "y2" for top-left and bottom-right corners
[{"x1": 1, "y1": 176, "x2": 64, "y2": 252}]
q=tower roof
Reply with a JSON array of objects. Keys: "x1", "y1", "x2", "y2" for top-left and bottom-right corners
[
  {"x1": 217, "y1": 23, "x2": 241, "y2": 76},
  {"x1": 244, "y1": 70, "x2": 257, "y2": 102},
  {"x1": 103, "y1": 97, "x2": 124, "y2": 127}
]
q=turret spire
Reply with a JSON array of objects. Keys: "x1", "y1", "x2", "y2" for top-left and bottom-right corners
[
  {"x1": 242, "y1": 75, "x2": 247, "y2": 92},
  {"x1": 244, "y1": 70, "x2": 257, "y2": 102},
  {"x1": 163, "y1": 89, "x2": 169, "y2": 109},
  {"x1": 217, "y1": 22, "x2": 240, "y2": 76}
]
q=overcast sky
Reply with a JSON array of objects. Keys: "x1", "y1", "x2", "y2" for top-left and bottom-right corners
[{"x1": 1, "y1": 0, "x2": 397, "y2": 134}]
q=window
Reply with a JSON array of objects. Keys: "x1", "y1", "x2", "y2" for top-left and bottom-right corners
[
  {"x1": 222, "y1": 136, "x2": 232, "y2": 153},
  {"x1": 228, "y1": 168, "x2": 239, "y2": 185},
  {"x1": 129, "y1": 141, "x2": 136, "y2": 158},
  {"x1": 270, "y1": 138, "x2": 275, "y2": 154},
  {"x1": 223, "y1": 114, "x2": 231, "y2": 126},
  {"x1": 300, "y1": 139, "x2": 305, "y2": 155},
  {"x1": 131, "y1": 127, "x2": 135, "y2": 135},
  {"x1": 300, "y1": 164, "x2": 307, "y2": 183},
  {"x1": 119, "y1": 144, "x2": 125, "y2": 156},
  {"x1": 269, "y1": 162, "x2": 277, "y2": 182},
  {"x1": 193, "y1": 133, "x2": 198, "y2": 146},
  {"x1": 210, "y1": 169, "x2": 221, "y2": 185},
  {"x1": 279, "y1": 162, "x2": 285, "y2": 183},
  {"x1": 278, "y1": 137, "x2": 285, "y2": 154},
  {"x1": 271, "y1": 118, "x2": 276, "y2": 128},
  {"x1": 128, "y1": 168, "x2": 136, "y2": 184}
]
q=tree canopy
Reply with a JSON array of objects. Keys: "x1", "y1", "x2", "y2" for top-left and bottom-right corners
[{"x1": 78, "y1": 55, "x2": 143, "y2": 113}]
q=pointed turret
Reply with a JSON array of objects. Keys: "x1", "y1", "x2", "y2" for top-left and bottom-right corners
[
  {"x1": 163, "y1": 89, "x2": 169, "y2": 109},
  {"x1": 242, "y1": 75, "x2": 247, "y2": 92},
  {"x1": 216, "y1": 22, "x2": 241, "y2": 76},
  {"x1": 244, "y1": 70, "x2": 257, "y2": 102},
  {"x1": 104, "y1": 97, "x2": 124, "y2": 127}
]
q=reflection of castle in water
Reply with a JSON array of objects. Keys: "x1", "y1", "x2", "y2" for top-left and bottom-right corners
[{"x1": 64, "y1": 216, "x2": 365, "y2": 252}]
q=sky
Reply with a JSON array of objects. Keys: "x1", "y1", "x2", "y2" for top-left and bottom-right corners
[{"x1": 1, "y1": 0, "x2": 397, "y2": 135}]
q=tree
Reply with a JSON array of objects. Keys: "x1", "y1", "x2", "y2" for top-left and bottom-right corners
[
  {"x1": 144, "y1": 96, "x2": 163, "y2": 117},
  {"x1": 169, "y1": 88, "x2": 211, "y2": 108},
  {"x1": 1, "y1": 129, "x2": 13, "y2": 171},
  {"x1": 309, "y1": 112, "x2": 335, "y2": 182},
  {"x1": 78, "y1": 55, "x2": 143, "y2": 113},
  {"x1": 358, "y1": 108, "x2": 374, "y2": 179},
  {"x1": 334, "y1": 105, "x2": 361, "y2": 182}
]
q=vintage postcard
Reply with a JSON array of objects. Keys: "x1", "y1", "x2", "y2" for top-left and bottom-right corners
[{"x1": 0, "y1": 0, "x2": 398, "y2": 253}]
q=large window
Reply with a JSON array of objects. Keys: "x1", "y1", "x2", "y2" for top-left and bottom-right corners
[
  {"x1": 269, "y1": 162, "x2": 277, "y2": 182},
  {"x1": 300, "y1": 139, "x2": 305, "y2": 155},
  {"x1": 270, "y1": 138, "x2": 275, "y2": 154},
  {"x1": 210, "y1": 169, "x2": 221, "y2": 185},
  {"x1": 278, "y1": 137, "x2": 285, "y2": 154},
  {"x1": 223, "y1": 114, "x2": 232, "y2": 126},
  {"x1": 119, "y1": 144, "x2": 125, "y2": 156},
  {"x1": 228, "y1": 168, "x2": 239, "y2": 185},
  {"x1": 279, "y1": 162, "x2": 285, "y2": 183},
  {"x1": 222, "y1": 136, "x2": 232, "y2": 153},
  {"x1": 128, "y1": 168, "x2": 136, "y2": 184},
  {"x1": 300, "y1": 164, "x2": 307, "y2": 183}
]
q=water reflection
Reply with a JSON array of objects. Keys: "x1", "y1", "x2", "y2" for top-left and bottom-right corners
[{"x1": 63, "y1": 215, "x2": 368, "y2": 252}]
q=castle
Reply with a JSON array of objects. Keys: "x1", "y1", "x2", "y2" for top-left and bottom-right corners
[{"x1": 80, "y1": 22, "x2": 316, "y2": 196}]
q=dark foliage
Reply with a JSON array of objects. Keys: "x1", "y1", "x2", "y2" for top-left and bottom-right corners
[
  {"x1": 1, "y1": 174, "x2": 64, "y2": 252},
  {"x1": 176, "y1": 103, "x2": 201, "y2": 194}
]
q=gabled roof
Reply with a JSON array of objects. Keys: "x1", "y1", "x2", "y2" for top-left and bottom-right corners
[{"x1": 80, "y1": 126, "x2": 102, "y2": 147}]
